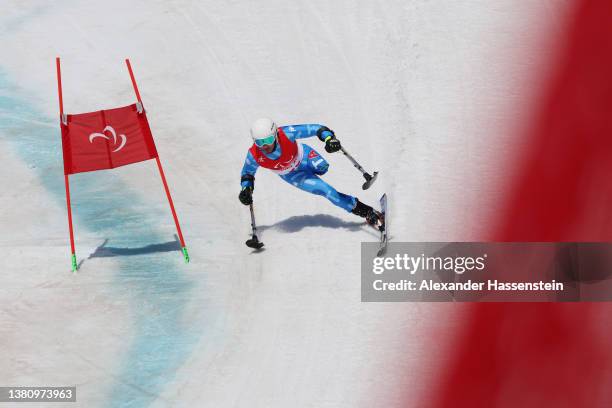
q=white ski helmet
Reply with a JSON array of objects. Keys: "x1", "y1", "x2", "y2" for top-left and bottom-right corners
[{"x1": 250, "y1": 117, "x2": 278, "y2": 146}]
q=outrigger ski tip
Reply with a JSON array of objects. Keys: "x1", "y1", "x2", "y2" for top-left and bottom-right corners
[
  {"x1": 362, "y1": 171, "x2": 379, "y2": 190},
  {"x1": 246, "y1": 235, "x2": 264, "y2": 249}
]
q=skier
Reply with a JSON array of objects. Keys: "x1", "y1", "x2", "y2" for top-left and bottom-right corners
[{"x1": 239, "y1": 118, "x2": 383, "y2": 228}]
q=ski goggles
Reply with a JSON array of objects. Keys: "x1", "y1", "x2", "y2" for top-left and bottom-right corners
[{"x1": 254, "y1": 133, "x2": 277, "y2": 147}]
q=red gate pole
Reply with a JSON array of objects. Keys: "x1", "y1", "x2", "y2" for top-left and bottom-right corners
[
  {"x1": 56, "y1": 57, "x2": 78, "y2": 272},
  {"x1": 125, "y1": 59, "x2": 190, "y2": 263}
]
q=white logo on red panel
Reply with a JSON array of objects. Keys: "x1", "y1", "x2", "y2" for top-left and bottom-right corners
[{"x1": 88, "y1": 126, "x2": 127, "y2": 152}]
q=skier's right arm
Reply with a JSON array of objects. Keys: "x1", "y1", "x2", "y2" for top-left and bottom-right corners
[{"x1": 239, "y1": 151, "x2": 259, "y2": 205}]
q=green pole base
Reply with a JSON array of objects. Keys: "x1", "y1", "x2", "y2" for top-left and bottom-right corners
[
  {"x1": 71, "y1": 253, "x2": 78, "y2": 272},
  {"x1": 182, "y1": 247, "x2": 190, "y2": 264}
]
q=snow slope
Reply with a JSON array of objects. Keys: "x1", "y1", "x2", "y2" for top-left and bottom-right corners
[{"x1": 0, "y1": 1, "x2": 569, "y2": 407}]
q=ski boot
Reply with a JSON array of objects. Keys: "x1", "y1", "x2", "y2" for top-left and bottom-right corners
[{"x1": 352, "y1": 199, "x2": 384, "y2": 231}]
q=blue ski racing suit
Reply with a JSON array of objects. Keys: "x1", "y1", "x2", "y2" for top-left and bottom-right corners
[{"x1": 240, "y1": 124, "x2": 357, "y2": 212}]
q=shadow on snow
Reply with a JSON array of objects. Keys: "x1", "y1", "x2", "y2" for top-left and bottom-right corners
[
  {"x1": 259, "y1": 213, "x2": 365, "y2": 233},
  {"x1": 89, "y1": 235, "x2": 182, "y2": 259}
]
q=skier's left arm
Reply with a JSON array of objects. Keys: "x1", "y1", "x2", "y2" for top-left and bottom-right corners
[
  {"x1": 240, "y1": 151, "x2": 259, "y2": 189},
  {"x1": 238, "y1": 151, "x2": 259, "y2": 205},
  {"x1": 282, "y1": 124, "x2": 342, "y2": 153}
]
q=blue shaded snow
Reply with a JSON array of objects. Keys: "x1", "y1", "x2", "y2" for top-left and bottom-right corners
[{"x1": 0, "y1": 70, "x2": 202, "y2": 407}]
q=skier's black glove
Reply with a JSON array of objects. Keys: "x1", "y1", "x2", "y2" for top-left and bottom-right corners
[
  {"x1": 239, "y1": 186, "x2": 253, "y2": 206},
  {"x1": 325, "y1": 136, "x2": 341, "y2": 153}
]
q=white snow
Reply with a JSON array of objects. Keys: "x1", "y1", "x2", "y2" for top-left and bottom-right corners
[{"x1": 0, "y1": 1, "x2": 571, "y2": 407}]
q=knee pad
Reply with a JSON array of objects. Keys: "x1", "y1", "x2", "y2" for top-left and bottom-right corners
[{"x1": 313, "y1": 160, "x2": 329, "y2": 175}]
